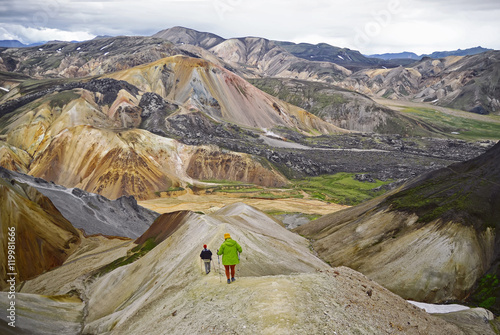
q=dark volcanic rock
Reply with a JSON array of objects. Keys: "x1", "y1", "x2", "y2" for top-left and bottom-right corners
[
  {"x1": 469, "y1": 105, "x2": 489, "y2": 115},
  {"x1": 355, "y1": 174, "x2": 376, "y2": 183},
  {"x1": 139, "y1": 92, "x2": 178, "y2": 136},
  {"x1": 0, "y1": 78, "x2": 141, "y2": 117},
  {"x1": 0, "y1": 167, "x2": 159, "y2": 238}
]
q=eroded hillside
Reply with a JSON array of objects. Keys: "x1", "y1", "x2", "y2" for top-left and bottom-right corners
[
  {"x1": 2, "y1": 201, "x2": 482, "y2": 334},
  {"x1": 296, "y1": 141, "x2": 500, "y2": 312}
]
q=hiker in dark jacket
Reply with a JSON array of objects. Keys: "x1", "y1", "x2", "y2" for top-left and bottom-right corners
[
  {"x1": 217, "y1": 233, "x2": 242, "y2": 284},
  {"x1": 200, "y1": 244, "x2": 213, "y2": 274}
]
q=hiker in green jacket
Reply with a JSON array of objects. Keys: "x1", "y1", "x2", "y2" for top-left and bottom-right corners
[{"x1": 217, "y1": 233, "x2": 242, "y2": 284}]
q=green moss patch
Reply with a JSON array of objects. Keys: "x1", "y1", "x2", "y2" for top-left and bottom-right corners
[
  {"x1": 467, "y1": 273, "x2": 500, "y2": 315},
  {"x1": 93, "y1": 238, "x2": 158, "y2": 277},
  {"x1": 291, "y1": 172, "x2": 393, "y2": 205}
]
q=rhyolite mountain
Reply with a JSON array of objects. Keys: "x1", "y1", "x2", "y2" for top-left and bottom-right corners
[
  {"x1": 0, "y1": 55, "x2": 334, "y2": 199},
  {"x1": 295, "y1": 140, "x2": 500, "y2": 313},
  {"x1": 1, "y1": 46, "x2": 490, "y2": 201},
  {"x1": 2, "y1": 27, "x2": 497, "y2": 117},
  {"x1": 153, "y1": 26, "x2": 352, "y2": 82},
  {"x1": 249, "y1": 77, "x2": 432, "y2": 134},
  {"x1": 342, "y1": 51, "x2": 500, "y2": 114},
  {"x1": 153, "y1": 27, "x2": 500, "y2": 117}
]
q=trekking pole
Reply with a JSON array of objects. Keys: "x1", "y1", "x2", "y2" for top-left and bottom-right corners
[
  {"x1": 237, "y1": 252, "x2": 241, "y2": 277},
  {"x1": 217, "y1": 253, "x2": 221, "y2": 283},
  {"x1": 200, "y1": 258, "x2": 203, "y2": 274}
]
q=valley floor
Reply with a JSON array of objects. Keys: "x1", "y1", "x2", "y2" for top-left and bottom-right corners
[
  {"x1": 138, "y1": 193, "x2": 348, "y2": 216},
  {"x1": 374, "y1": 98, "x2": 500, "y2": 124}
]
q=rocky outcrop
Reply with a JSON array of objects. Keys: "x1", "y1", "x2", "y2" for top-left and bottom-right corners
[
  {"x1": 0, "y1": 176, "x2": 81, "y2": 289},
  {"x1": 109, "y1": 55, "x2": 345, "y2": 134},
  {"x1": 186, "y1": 146, "x2": 288, "y2": 187},
  {"x1": 0, "y1": 167, "x2": 159, "y2": 238},
  {"x1": 296, "y1": 141, "x2": 500, "y2": 310},
  {"x1": 0, "y1": 142, "x2": 30, "y2": 173}
]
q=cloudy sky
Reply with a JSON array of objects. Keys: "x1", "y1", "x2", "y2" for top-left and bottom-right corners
[{"x1": 0, "y1": 0, "x2": 499, "y2": 54}]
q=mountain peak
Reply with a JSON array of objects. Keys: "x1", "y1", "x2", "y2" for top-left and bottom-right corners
[{"x1": 153, "y1": 26, "x2": 225, "y2": 49}]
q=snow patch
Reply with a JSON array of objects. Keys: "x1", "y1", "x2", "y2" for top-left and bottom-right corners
[
  {"x1": 407, "y1": 300, "x2": 469, "y2": 314},
  {"x1": 100, "y1": 42, "x2": 114, "y2": 50},
  {"x1": 337, "y1": 55, "x2": 344, "y2": 60},
  {"x1": 262, "y1": 128, "x2": 284, "y2": 140},
  {"x1": 0, "y1": 87, "x2": 9, "y2": 92}
]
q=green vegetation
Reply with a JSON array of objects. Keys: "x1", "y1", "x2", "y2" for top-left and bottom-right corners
[
  {"x1": 48, "y1": 90, "x2": 80, "y2": 109},
  {"x1": 387, "y1": 160, "x2": 500, "y2": 232},
  {"x1": 389, "y1": 180, "x2": 468, "y2": 223},
  {"x1": 93, "y1": 238, "x2": 157, "y2": 277},
  {"x1": 467, "y1": 273, "x2": 500, "y2": 315},
  {"x1": 266, "y1": 211, "x2": 322, "y2": 222},
  {"x1": 200, "y1": 179, "x2": 249, "y2": 186},
  {"x1": 401, "y1": 107, "x2": 500, "y2": 140},
  {"x1": 196, "y1": 174, "x2": 392, "y2": 206},
  {"x1": 248, "y1": 78, "x2": 350, "y2": 117},
  {"x1": 291, "y1": 172, "x2": 392, "y2": 205},
  {"x1": 155, "y1": 187, "x2": 186, "y2": 196}
]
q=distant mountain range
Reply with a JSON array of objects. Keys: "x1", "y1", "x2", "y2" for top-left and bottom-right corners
[
  {"x1": 0, "y1": 39, "x2": 81, "y2": 48},
  {"x1": 368, "y1": 46, "x2": 493, "y2": 60},
  {"x1": 0, "y1": 40, "x2": 45, "y2": 48}
]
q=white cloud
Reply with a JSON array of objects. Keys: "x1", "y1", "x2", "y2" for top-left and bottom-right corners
[
  {"x1": 0, "y1": 0, "x2": 498, "y2": 53},
  {"x1": 0, "y1": 24, "x2": 95, "y2": 44}
]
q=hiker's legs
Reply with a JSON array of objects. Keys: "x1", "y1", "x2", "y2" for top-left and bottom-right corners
[
  {"x1": 224, "y1": 265, "x2": 230, "y2": 280},
  {"x1": 204, "y1": 261, "x2": 210, "y2": 274},
  {"x1": 230, "y1": 265, "x2": 235, "y2": 278}
]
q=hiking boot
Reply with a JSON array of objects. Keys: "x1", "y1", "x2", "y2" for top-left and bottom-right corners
[
  {"x1": 227, "y1": 279, "x2": 231, "y2": 284},
  {"x1": 231, "y1": 277, "x2": 235, "y2": 282}
]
